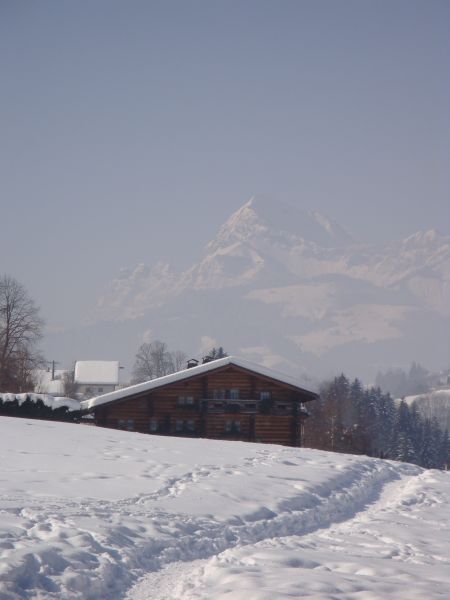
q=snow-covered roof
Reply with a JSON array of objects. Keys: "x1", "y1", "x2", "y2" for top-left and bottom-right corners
[
  {"x1": 74, "y1": 361, "x2": 120, "y2": 385},
  {"x1": 82, "y1": 356, "x2": 318, "y2": 411}
]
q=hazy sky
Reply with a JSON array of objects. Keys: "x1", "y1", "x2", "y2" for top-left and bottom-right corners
[{"x1": 1, "y1": 0, "x2": 449, "y2": 333}]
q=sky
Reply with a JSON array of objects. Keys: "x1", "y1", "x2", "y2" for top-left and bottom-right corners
[{"x1": 1, "y1": 0, "x2": 449, "y2": 337}]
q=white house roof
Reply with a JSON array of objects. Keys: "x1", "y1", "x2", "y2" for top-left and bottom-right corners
[
  {"x1": 81, "y1": 356, "x2": 318, "y2": 411},
  {"x1": 74, "y1": 361, "x2": 120, "y2": 386}
]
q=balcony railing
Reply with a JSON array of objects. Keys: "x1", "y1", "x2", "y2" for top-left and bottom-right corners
[{"x1": 201, "y1": 399, "x2": 301, "y2": 416}]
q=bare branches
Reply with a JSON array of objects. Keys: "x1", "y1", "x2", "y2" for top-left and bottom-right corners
[
  {"x1": 132, "y1": 340, "x2": 186, "y2": 384},
  {"x1": 0, "y1": 275, "x2": 44, "y2": 392}
]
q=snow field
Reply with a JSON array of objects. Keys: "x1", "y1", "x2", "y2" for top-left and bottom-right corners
[{"x1": 0, "y1": 418, "x2": 449, "y2": 599}]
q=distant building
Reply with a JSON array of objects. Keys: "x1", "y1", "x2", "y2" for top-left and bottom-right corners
[
  {"x1": 74, "y1": 361, "x2": 120, "y2": 399},
  {"x1": 82, "y1": 356, "x2": 318, "y2": 447}
]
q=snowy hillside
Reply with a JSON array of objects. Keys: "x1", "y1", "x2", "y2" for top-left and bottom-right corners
[
  {"x1": 403, "y1": 389, "x2": 450, "y2": 433},
  {"x1": 1, "y1": 418, "x2": 450, "y2": 599},
  {"x1": 77, "y1": 195, "x2": 450, "y2": 379}
]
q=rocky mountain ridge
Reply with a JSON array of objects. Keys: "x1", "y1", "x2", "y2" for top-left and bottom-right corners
[{"x1": 90, "y1": 197, "x2": 450, "y2": 378}]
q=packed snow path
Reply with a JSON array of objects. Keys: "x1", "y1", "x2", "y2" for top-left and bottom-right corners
[
  {"x1": 128, "y1": 470, "x2": 450, "y2": 600},
  {"x1": 0, "y1": 419, "x2": 449, "y2": 599}
]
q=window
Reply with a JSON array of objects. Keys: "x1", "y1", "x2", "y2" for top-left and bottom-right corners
[
  {"x1": 229, "y1": 389, "x2": 240, "y2": 400},
  {"x1": 127, "y1": 419, "x2": 134, "y2": 431},
  {"x1": 213, "y1": 389, "x2": 226, "y2": 400},
  {"x1": 225, "y1": 420, "x2": 241, "y2": 433},
  {"x1": 259, "y1": 391, "x2": 273, "y2": 414},
  {"x1": 178, "y1": 396, "x2": 194, "y2": 406},
  {"x1": 98, "y1": 387, "x2": 103, "y2": 393},
  {"x1": 298, "y1": 402, "x2": 308, "y2": 414},
  {"x1": 175, "y1": 420, "x2": 196, "y2": 433},
  {"x1": 149, "y1": 419, "x2": 158, "y2": 432},
  {"x1": 118, "y1": 419, "x2": 126, "y2": 429}
]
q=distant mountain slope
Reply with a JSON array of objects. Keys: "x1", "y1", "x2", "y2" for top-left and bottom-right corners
[
  {"x1": 404, "y1": 389, "x2": 450, "y2": 433},
  {"x1": 87, "y1": 196, "x2": 450, "y2": 378}
]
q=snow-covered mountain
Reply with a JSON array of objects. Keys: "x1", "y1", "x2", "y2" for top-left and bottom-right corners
[{"x1": 89, "y1": 196, "x2": 450, "y2": 378}]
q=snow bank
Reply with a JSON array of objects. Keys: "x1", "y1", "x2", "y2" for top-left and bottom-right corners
[
  {"x1": 0, "y1": 418, "x2": 449, "y2": 600},
  {"x1": 0, "y1": 393, "x2": 80, "y2": 411}
]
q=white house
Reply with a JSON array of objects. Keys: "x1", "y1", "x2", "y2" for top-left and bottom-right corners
[{"x1": 74, "y1": 361, "x2": 120, "y2": 399}]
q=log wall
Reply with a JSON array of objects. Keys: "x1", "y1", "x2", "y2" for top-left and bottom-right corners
[{"x1": 93, "y1": 365, "x2": 312, "y2": 447}]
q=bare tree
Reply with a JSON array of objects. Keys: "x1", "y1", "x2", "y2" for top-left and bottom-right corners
[
  {"x1": 132, "y1": 340, "x2": 186, "y2": 383},
  {"x1": 62, "y1": 369, "x2": 79, "y2": 398},
  {"x1": 171, "y1": 350, "x2": 187, "y2": 372},
  {"x1": 132, "y1": 342, "x2": 154, "y2": 383},
  {"x1": 0, "y1": 275, "x2": 45, "y2": 392}
]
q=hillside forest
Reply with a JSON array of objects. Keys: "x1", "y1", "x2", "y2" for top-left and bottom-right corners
[{"x1": 305, "y1": 375, "x2": 450, "y2": 470}]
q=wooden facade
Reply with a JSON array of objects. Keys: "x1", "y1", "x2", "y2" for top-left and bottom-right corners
[{"x1": 87, "y1": 361, "x2": 318, "y2": 447}]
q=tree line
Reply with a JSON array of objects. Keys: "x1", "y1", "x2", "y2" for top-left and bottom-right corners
[
  {"x1": 375, "y1": 362, "x2": 430, "y2": 398},
  {"x1": 304, "y1": 374, "x2": 450, "y2": 470}
]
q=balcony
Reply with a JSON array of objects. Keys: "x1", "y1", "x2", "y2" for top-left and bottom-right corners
[
  {"x1": 205, "y1": 400, "x2": 257, "y2": 414},
  {"x1": 201, "y1": 399, "x2": 296, "y2": 416}
]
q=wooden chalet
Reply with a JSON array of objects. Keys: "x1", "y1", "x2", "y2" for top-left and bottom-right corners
[{"x1": 81, "y1": 357, "x2": 319, "y2": 447}]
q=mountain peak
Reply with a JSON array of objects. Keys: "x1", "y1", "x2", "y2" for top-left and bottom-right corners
[
  {"x1": 210, "y1": 196, "x2": 354, "y2": 250},
  {"x1": 403, "y1": 228, "x2": 446, "y2": 247}
]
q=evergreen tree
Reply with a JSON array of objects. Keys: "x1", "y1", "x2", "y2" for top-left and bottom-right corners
[
  {"x1": 429, "y1": 419, "x2": 443, "y2": 468},
  {"x1": 345, "y1": 378, "x2": 367, "y2": 454},
  {"x1": 204, "y1": 347, "x2": 228, "y2": 360},
  {"x1": 390, "y1": 401, "x2": 417, "y2": 463},
  {"x1": 322, "y1": 375, "x2": 350, "y2": 452},
  {"x1": 408, "y1": 404, "x2": 423, "y2": 465},
  {"x1": 376, "y1": 392, "x2": 396, "y2": 459},
  {"x1": 438, "y1": 430, "x2": 450, "y2": 470},
  {"x1": 419, "y1": 419, "x2": 436, "y2": 469}
]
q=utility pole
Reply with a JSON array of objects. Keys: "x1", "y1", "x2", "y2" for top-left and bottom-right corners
[{"x1": 49, "y1": 360, "x2": 59, "y2": 381}]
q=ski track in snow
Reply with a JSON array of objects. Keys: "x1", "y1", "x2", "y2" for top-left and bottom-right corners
[
  {"x1": 127, "y1": 470, "x2": 450, "y2": 600},
  {"x1": 2, "y1": 451, "x2": 390, "y2": 597},
  {"x1": 1, "y1": 419, "x2": 449, "y2": 600}
]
